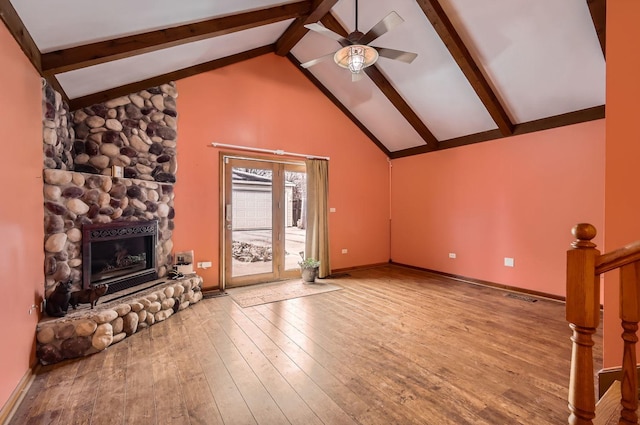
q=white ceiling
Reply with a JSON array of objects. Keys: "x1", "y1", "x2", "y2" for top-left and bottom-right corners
[
  {"x1": 11, "y1": 0, "x2": 299, "y2": 51},
  {"x1": 441, "y1": 0, "x2": 605, "y2": 123},
  {"x1": 56, "y1": 21, "x2": 295, "y2": 99},
  {"x1": 6, "y1": 0, "x2": 606, "y2": 156}
]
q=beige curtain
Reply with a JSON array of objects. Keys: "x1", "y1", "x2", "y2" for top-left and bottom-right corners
[{"x1": 305, "y1": 159, "x2": 330, "y2": 278}]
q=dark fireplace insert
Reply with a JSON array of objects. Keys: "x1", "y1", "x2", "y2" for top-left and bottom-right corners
[{"x1": 82, "y1": 220, "x2": 158, "y2": 295}]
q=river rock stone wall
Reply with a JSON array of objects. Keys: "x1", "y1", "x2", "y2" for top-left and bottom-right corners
[
  {"x1": 41, "y1": 82, "x2": 179, "y2": 298},
  {"x1": 43, "y1": 82, "x2": 75, "y2": 170},
  {"x1": 36, "y1": 276, "x2": 203, "y2": 365},
  {"x1": 71, "y1": 84, "x2": 178, "y2": 182}
]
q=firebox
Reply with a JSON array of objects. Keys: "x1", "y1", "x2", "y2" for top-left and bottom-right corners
[{"x1": 82, "y1": 220, "x2": 158, "y2": 295}]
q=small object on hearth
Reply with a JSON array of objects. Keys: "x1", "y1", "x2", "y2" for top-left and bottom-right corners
[
  {"x1": 69, "y1": 283, "x2": 109, "y2": 309},
  {"x1": 168, "y1": 268, "x2": 184, "y2": 280},
  {"x1": 175, "y1": 250, "x2": 194, "y2": 274},
  {"x1": 45, "y1": 280, "x2": 72, "y2": 317}
]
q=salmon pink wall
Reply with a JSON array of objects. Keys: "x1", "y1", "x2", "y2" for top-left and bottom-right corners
[
  {"x1": 0, "y1": 26, "x2": 45, "y2": 409},
  {"x1": 391, "y1": 120, "x2": 604, "y2": 297},
  {"x1": 173, "y1": 54, "x2": 390, "y2": 289},
  {"x1": 602, "y1": 0, "x2": 640, "y2": 368}
]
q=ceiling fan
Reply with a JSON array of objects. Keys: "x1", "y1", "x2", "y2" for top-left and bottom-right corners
[{"x1": 301, "y1": 0, "x2": 418, "y2": 81}]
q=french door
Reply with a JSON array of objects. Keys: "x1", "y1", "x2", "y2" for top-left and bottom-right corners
[{"x1": 221, "y1": 155, "x2": 306, "y2": 288}]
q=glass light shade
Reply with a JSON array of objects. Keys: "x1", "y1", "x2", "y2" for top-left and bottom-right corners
[
  {"x1": 348, "y1": 47, "x2": 365, "y2": 73},
  {"x1": 334, "y1": 45, "x2": 378, "y2": 74}
]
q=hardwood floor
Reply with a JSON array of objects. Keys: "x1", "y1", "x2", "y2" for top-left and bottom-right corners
[{"x1": 9, "y1": 265, "x2": 602, "y2": 425}]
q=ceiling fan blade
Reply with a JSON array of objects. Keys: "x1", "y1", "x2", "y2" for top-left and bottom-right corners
[
  {"x1": 304, "y1": 23, "x2": 350, "y2": 45},
  {"x1": 300, "y1": 52, "x2": 336, "y2": 69},
  {"x1": 358, "y1": 11, "x2": 404, "y2": 46},
  {"x1": 373, "y1": 47, "x2": 418, "y2": 64}
]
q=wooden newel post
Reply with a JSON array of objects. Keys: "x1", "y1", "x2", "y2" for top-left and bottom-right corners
[{"x1": 566, "y1": 223, "x2": 600, "y2": 425}]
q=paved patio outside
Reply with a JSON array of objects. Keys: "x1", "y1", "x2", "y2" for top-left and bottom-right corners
[{"x1": 232, "y1": 227, "x2": 305, "y2": 276}]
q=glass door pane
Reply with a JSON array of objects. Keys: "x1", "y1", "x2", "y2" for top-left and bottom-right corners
[
  {"x1": 284, "y1": 168, "x2": 306, "y2": 272},
  {"x1": 231, "y1": 166, "x2": 273, "y2": 277},
  {"x1": 224, "y1": 158, "x2": 277, "y2": 288}
]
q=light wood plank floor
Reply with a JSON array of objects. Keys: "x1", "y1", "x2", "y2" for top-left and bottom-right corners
[{"x1": 9, "y1": 265, "x2": 602, "y2": 425}]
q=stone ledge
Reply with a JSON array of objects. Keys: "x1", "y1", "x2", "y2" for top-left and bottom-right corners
[{"x1": 36, "y1": 274, "x2": 203, "y2": 365}]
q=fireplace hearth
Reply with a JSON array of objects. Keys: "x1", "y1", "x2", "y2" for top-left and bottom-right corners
[{"x1": 82, "y1": 220, "x2": 158, "y2": 295}]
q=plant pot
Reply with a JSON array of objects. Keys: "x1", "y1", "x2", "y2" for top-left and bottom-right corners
[{"x1": 301, "y1": 267, "x2": 319, "y2": 283}]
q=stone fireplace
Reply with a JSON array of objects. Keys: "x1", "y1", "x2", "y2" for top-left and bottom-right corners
[
  {"x1": 36, "y1": 82, "x2": 205, "y2": 365},
  {"x1": 43, "y1": 169, "x2": 174, "y2": 296},
  {"x1": 82, "y1": 220, "x2": 158, "y2": 294},
  {"x1": 41, "y1": 82, "x2": 179, "y2": 298}
]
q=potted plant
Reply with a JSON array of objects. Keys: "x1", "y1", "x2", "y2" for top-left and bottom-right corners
[{"x1": 299, "y1": 256, "x2": 320, "y2": 283}]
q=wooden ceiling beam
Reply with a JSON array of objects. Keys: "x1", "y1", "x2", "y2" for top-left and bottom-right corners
[
  {"x1": 319, "y1": 13, "x2": 439, "y2": 151},
  {"x1": 415, "y1": 0, "x2": 514, "y2": 136},
  {"x1": 41, "y1": 1, "x2": 311, "y2": 75},
  {"x1": 0, "y1": 0, "x2": 41, "y2": 71},
  {"x1": 391, "y1": 129, "x2": 501, "y2": 159},
  {"x1": 364, "y1": 66, "x2": 438, "y2": 150},
  {"x1": 390, "y1": 105, "x2": 605, "y2": 159},
  {"x1": 0, "y1": 1, "x2": 72, "y2": 103},
  {"x1": 68, "y1": 45, "x2": 275, "y2": 111},
  {"x1": 512, "y1": 105, "x2": 605, "y2": 136},
  {"x1": 586, "y1": 0, "x2": 606, "y2": 57},
  {"x1": 275, "y1": 0, "x2": 339, "y2": 55}
]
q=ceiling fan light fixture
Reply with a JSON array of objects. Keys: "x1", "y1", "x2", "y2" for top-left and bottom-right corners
[
  {"x1": 347, "y1": 46, "x2": 365, "y2": 73},
  {"x1": 334, "y1": 45, "x2": 378, "y2": 74}
]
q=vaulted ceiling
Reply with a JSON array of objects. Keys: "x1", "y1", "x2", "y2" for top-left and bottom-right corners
[{"x1": 1, "y1": 0, "x2": 605, "y2": 158}]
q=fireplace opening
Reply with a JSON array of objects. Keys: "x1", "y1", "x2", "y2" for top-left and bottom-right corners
[{"x1": 83, "y1": 220, "x2": 158, "y2": 295}]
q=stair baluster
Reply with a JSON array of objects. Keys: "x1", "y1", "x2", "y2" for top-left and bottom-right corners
[{"x1": 619, "y1": 263, "x2": 640, "y2": 425}]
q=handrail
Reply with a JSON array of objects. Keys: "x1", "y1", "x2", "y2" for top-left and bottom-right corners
[
  {"x1": 595, "y1": 240, "x2": 640, "y2": 275},
  {"x1": 566, "y1": 223, "x2": 640, "y2": 425}
]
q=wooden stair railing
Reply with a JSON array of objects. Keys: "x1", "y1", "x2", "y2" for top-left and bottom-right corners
[{"x1": 567, "y1": 223, "x2": 640, "y2": 425}]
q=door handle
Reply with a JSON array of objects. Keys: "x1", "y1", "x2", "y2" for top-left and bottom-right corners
[{"x1": 226, "y1": 204, "x2": 232, "y2": 222}]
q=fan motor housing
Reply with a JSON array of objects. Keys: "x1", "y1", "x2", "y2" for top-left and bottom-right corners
[{"x1": 348, "y1": 31, "x2": 365, "y2": 44}]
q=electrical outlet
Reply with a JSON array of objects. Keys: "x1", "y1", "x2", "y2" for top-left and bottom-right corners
[
  {"x1": 200, "y1": 261, "x2": 212, "y2": 269},
  {"x1": 449, "y1": 253, "x2": 456, "y2": 259},
  {"x1": 330, "y1": 207, "x2": 336, "y2": 213},
  {"x1": 341, "y1": 249, "x2": 348, "y2": 254},
  {"x1": 504, "y1": 257, "x2": 515, "y2": 267}
]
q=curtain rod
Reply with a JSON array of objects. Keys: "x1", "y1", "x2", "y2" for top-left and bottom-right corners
[{"x1": 209, "y1": 142, "x2": 330, "y2": 160}]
